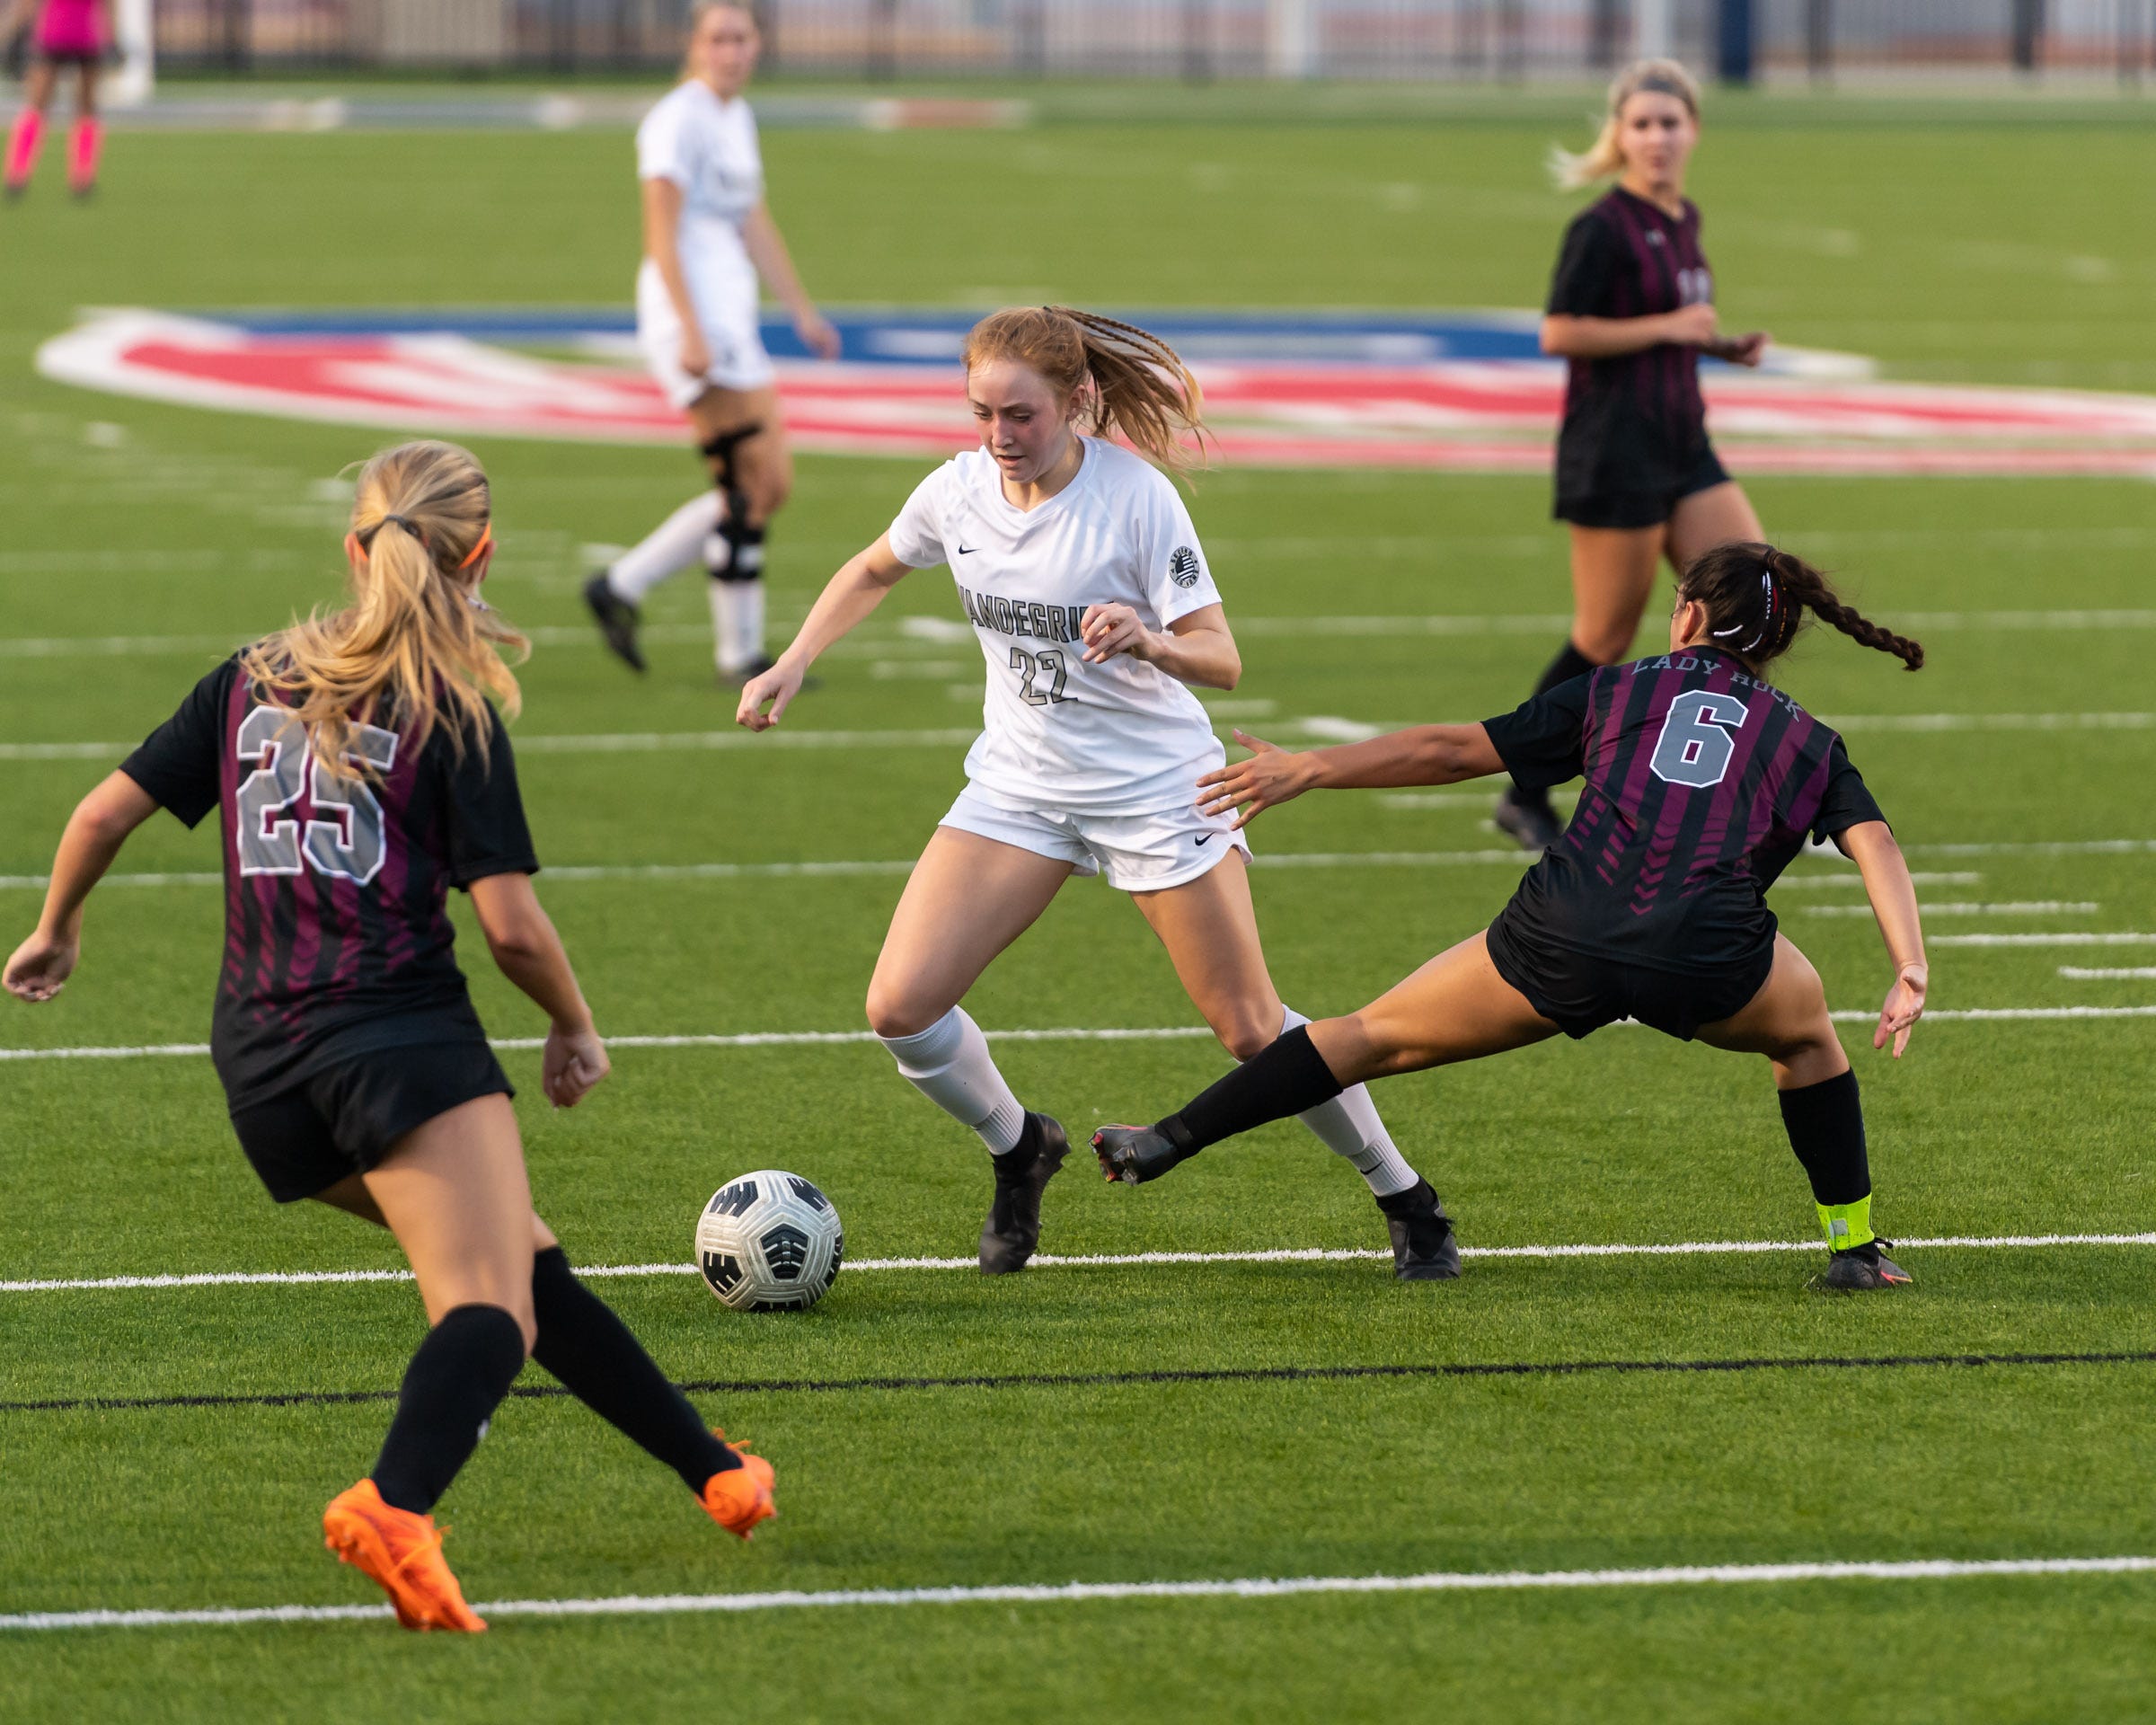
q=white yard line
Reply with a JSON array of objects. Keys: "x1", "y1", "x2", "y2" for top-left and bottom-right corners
[
  {"x1": 1936, "y1": 933, "x2": 2156, "y2": 948},
  {"x1": 1803, "y1": 901, "x2": 2095, "y2": 918},
  {"x1": 6, "y1": 1554, "x2": 2154, "y2": 1632},
  {"x1": 2058, "y1": 967, "x2": 2156, "y2": 980},
  {"x1": 6, "y1": 1233, "x2": 2155, "y2": 1297},
  {"x1": 4, "y1": 1003, "x2": 2152, "y2": 1068}
]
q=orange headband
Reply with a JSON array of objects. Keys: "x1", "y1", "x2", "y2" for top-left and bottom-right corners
[{"x1": 455, "y1": 523, "x2": 493, "y2": 571}]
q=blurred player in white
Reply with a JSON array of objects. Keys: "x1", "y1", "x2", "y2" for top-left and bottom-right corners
[
  {"x1": 584, "y1": 0, "x2": 838, "y2": 686},
  {"x1": 737, "y1": 306, "x2": 1456, "y2": 1282}
]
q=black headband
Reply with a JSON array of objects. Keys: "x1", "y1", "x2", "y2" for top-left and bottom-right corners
[{"x1": 358, "y1": 513, "x2": 426, "y2": 550}]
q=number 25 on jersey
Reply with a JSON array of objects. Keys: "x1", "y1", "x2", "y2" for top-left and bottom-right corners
[
  {"x1": 234, "y1": 705, "x2": 400, "y2": 885},
  {"x1": 1648, "y1": 689, "x2": 1749, "y2": 789}
]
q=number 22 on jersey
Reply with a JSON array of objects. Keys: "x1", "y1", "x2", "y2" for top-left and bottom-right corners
[
  {"x1": 234, "y1": 705, "x2": 400, "y2": 885},
  {"x1": 1648, "y1": 689, "x2": 1749, "y2": 789}
]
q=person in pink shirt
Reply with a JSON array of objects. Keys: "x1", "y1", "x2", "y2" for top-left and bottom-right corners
[{"x1": 4, "y1": 0, "x2": 111, "y2": 199}]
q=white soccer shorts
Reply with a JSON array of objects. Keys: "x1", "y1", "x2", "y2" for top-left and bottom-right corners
[
  {"x1": 939, "y1": 783, "x2": 1251, "y2": 894},
  {"x1": 635, "y1": 260, "x2": 776, "y2": 407}
]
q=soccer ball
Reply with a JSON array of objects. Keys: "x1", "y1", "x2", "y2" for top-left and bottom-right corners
[{"x1": 694, "y1": 1170, "x2": 844, "y2": 1312}]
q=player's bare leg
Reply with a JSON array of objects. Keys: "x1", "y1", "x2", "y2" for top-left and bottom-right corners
[
  {"x1": 1664, "y1": 480, "x2": 1765, "y2": 572},
  {"x1": 1131, "y1": 852, "x2": 1453, "y2": 1274},
  {"x1": 869, "y1": 827, "x2": 1077, "y2": 1271},
  {"x1": 1498, "y1": 522, "x2": 1663, "y2": 852},
  {"x1": 1698, "y1": 934, "x2": 1909, "y2": 1289}
]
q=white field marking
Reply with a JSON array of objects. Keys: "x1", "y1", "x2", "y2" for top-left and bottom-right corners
[
  {"x1": 1935, "y1": 933, "x2": 2156, "y2": 948},
  {"x1": 1226, "y1": 611, "x2": 2156, "y2": 637},
  {"x1": 870, "y1": 659, "x2": 968, "y2": 679},
  {"x1": 1803, "y1": 901, "x2": 2096, "y2": 918},
  {"x1": 8, "y1": 1555, "x2": 2156, "y2": 1632},
  {"x1": 2060, "y1": 968, "x2": 2156, "y2": 979},
  {"x1": 1833, "y1": 712, "x2": 2152, "y2": 735},
  {"x1": 10, "y1": 1232, "x2": 2156, "y2": 1296},
  {"x1": 1772, "y1": 871, "x2": 1980, "y2": 889},
  {"x1": 6, "y1": 1003, "x2": 2156, "y2": 1067},
  {"x1": 1909, "y1": 839, "x2": 2156, "y2": 859}
]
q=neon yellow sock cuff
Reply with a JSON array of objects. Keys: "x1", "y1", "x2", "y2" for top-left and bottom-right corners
[{"x1": 1817, "y1": 1196, "x2": 1875, "y2": 1252}]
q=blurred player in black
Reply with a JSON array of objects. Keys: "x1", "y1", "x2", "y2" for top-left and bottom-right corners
[
  {"x1": 1497, "y1": 58, "x2": 1772, "y2": 853},
  {"x1": 1096, "y1": 543, "x2": 1929, "y2": 1294},
  {"x1": 5, "y1": 440, "x2": 774, "y2": 1632}
]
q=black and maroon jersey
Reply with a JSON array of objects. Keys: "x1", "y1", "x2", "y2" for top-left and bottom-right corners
[
  {"x1": 1482, "y1": 646, "x2": 1885, "y2": 975},
  {"x1": 1546, "y1": 187, "x2": 1715, "y2": 504},
  {"x1": 119, "y1": 655, "x2": 538, "y2": 1108}
]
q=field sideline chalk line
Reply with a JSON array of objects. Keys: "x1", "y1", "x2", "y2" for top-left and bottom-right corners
[
  {"x1": 6, "y1": 1004, "x2": 2156, "y2": 1067},
  {"x1": 6, "y1": 1232, "x2": 2153, "y2": 1296},
  {"x1": 4, "y1": 836, "x2": 2152, "y2": 893},
  {"x1": 7, "y1": 1348, "x2": 2156, "y2": 1419},
  {"x1": 6, "y1": 1556, "x2": 2153, "y2": 1632}
]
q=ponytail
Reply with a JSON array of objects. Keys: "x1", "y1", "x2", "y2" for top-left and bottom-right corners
[
  {"x1": 1551, "y1": 58, "x2": 1701, "y2": 190},
  {"x1": 1678, "y1": 542, "x2": 1924, "y2": 673},
  {"x1": 241, "y1": 440, "x2": 527, "y2": 780},
  {"x1": 961, "y1": 305, "x2": 1211, "y2": 474}
]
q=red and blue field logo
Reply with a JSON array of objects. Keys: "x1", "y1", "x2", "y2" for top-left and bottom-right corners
[{"x1": 37, "y1": 307, "x2": 2156, "y2": 479}]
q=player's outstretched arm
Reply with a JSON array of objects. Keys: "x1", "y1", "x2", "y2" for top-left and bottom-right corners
[
  {"x1": 1197, "y1": 723, "x2": 1505, "y2": 829},
  {"x1": 467, "y1": 872, "x2": 610, "y2": 1109},
  {"x1": 741, "y1": 204, "x2": 840, "y2": 360},
  {"x1": 4, "y1": 773, "x2": 159, "y2": 1004},
  {"x1": 1838, "y1": 818, "x2": 1928, "y2": 1057},
  {"x1": 736, "y1": 535, "x2": 912, "y2": 731}
]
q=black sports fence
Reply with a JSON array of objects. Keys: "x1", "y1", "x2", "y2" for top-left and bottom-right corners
[{"x1": 146, "y1": 0, "x2": 2156, "y2": 84}]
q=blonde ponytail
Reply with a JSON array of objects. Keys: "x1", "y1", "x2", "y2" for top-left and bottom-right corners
[
  {"x1": 962, "y1": 305, "x2": 1212, "y2": 474},
  {"x1": 241, "y1": 440, "x2": 526, "y2": 781},
  {"x1": 1551, "y1": 58, "x2": 1701, "y2": 190}
]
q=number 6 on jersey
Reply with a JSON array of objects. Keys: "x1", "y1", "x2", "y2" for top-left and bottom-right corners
[{"x1": 1648, "y1": 688, "x2": 1749, "y2": 788}]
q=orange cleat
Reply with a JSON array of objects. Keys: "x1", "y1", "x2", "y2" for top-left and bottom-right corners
[
  {"x1": 699, "y1": 1435, "x2": 777, "y2": 1539},
  {"x1": 322, "y1": 1479, "x2": 487, "y2": 1632}
]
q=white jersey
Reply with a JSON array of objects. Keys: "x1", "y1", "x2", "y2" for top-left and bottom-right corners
[
  {"x1": 886, "y1": 438, "x2": 1227, "y2": 815},
  {"x1": 635, "y1": 80, "x2": 764, "y2": 304}
]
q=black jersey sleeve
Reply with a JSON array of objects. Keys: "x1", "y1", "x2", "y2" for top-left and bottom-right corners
[
  {"x1": 118, "y1": 657, "x2": 239, "y2": 829},
  {"x1": 1811, "y1": 738, "x2": 1886, "y2": 842},
  {"x1": 1546, "y1": 209, "x2": 1620, "y2": 317},
  {"x1": 441, "y1": 706, "x2": 540, "y2": 888},
  {"x1": 1480, "y1": 674, "x2": 1593, "y2": 792}
]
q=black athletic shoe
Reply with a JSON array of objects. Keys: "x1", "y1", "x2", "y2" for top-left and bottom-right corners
[
  {"x1": 1091, "y1": 1123, "x2": 1199, "y2": 1186},
  {"x1": 1817, "y1": 1238, "x2": 1912, "y2": 1291},
  {"x1": 1376, "y1": 1179, "x2": 1462, "y2": 1281},
  {"x1": 979, "y1": 1113, "x2": 1069, "y2": 1275},
  {"x1": 1493, "y1": 788, "x2": 1562, "y2": 854},
  {"x1": 582, "y1": 573, "x2": 646, "y2": 674}
]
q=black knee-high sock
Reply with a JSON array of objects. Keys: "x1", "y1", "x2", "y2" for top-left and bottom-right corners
[
  {"x1": 371, "y1": 1304, "x2": 527, "y2": 1515},
  {"x1": 531, "y1": 1247, "x2": 739, "y2": 1492},
  {"x1": 1510, "y1": 640, "x2": 1598, "y2": 805},
  {"x1": 1160, "y1": 1026, "x2": 1347, "y2": 1155},
  {"x1": 1777, "y1": 1068, "x2": 1870, "y2": 1205}
]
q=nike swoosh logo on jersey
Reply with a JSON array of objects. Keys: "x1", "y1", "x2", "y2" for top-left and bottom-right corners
[
  {"x1": 1195, "y1": 833, "x2": 1215, "y2": 846},
  {"x1": 957, "y1": 544, "x2": 978, "y2": 555}
]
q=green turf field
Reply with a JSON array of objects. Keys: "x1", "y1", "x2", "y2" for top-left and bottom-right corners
[{"x1": 3, "y1": 97, "x2": 2154, "y2": 1722}]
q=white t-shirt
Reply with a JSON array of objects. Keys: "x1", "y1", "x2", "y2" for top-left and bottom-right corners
[
  {"x1": 636, "y1": 81, "x2": 764, "y2": 301},
  {"x1": 886, "y1": 438, "x2": 1227, "y2": 815}
]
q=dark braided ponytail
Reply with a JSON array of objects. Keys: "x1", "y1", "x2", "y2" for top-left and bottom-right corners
[{"x1": 1677, "y1": 541, "x2": 1924, "y2": 673}]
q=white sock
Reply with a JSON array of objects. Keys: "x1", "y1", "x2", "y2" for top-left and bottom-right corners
[
  {"x1": 1280, "y1": 1004, "x2": 1419, "y2": 1198},
  {"x1": 707, "y1": 576, "x2": 767, "y2": 675},
  {"x1": 879, "y1": 1006, "x2": 1027, "y2": 1154},
  {"x1": 606, "y1": 491, "x2": 720, "y2": 604}
]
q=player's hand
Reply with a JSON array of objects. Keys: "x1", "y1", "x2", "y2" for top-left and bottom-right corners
[
  {"x1": 4, "y1": 930, "x2": 79, "y2": 1004},
  {"x1": 1873, "y1": 961, "x2": 1926, "y2": 1058},
  {"x1": 1197, "y1": 730, "x2": 1316, "y2": 830},
  {"x1": 795, "y1": 307, "x2": 842, "y2": 361},
  {"x1": 1078, "y1": 603, "x2": 1153, "y2": 665},
  {"x1": 736, "y1": 657, "x2": 805, "y2": 730},
  {"x1": 1714, "y1": 330, "x2": 1769, "y2": 367},
  {"x1": 678, "y1": 330, "x2": 714, "y2": 382},
  {"x1": 543, "y1": 1022, "x2": 610, "y2": 1108},
  {"x1": 1662, "y1": 303, "x2": 1720, "y2": 347}
]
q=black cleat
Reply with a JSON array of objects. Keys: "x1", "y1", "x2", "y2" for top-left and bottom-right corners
[
  {"x1": 1493, "y1": 788, "x2": 1563, "y2": 854},
  {"x1": 979, "y1": 1113, "x2": 1069, "y2": 1275},
  {"x1": 582, "y1": 572, "x2": 646, "y2": 673},
  {"x1": 1817, "y1": 1239, "x2": 1912, "y2": 1292},
  {"x1": 1091, "y1": 1122, "x2": 1198, "y2": 1186},
  {"x1": 1376, "y1": 1179, "x2": 1462, "y2": 1281}
]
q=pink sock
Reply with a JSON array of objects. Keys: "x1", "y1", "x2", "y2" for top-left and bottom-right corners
[
  {"x1": 4, "y1": 110, "x2": 44, "y2": 190},
  {"x1": 67, "y1": 117, "x2": 102, "y2": 191}
]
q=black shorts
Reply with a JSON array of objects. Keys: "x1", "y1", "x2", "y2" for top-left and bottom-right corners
[
  {"x1": 227, "y1": 1039, "x2": 513, "y2": 1204},
  {"x1": 1485, "y1": 907, "x2": 1773, "y2": 1042},
  {"x1": 1554, "y1": 444, "x2": 1731, "y2": 531}
]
